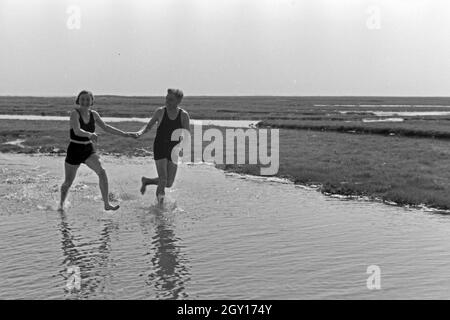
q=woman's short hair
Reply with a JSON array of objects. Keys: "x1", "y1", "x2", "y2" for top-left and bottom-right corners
[
  {"x1": 168, "y1": 88, "x2": 183, "y2": 101},
  {"x1": 75, "y1": 90, "x2": 94, "y2": 106}
]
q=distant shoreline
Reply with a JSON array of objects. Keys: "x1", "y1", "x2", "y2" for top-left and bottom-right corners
[
  {"x1": 2, "y1": 96, "x2": 450, "y2": 211},
  {"x1": 1, "y1": 95, "x2": 450, "y2": 99}
]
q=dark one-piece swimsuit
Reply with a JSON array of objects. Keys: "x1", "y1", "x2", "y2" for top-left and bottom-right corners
[
  {"x1": 65, "y1": 109, "x2": 96, "y2": 166},
  {"x1": 153, "y1": 107, "x2": 183, "y2": 162}
]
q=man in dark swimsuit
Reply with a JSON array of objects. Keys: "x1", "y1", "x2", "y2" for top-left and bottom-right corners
[{"x1": 135, "y1": 89, "x2": 190, "y2": 205}]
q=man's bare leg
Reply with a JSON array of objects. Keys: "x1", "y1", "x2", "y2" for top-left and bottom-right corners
[
  {"x1": 166, "y1": 160, "x2": 178, "y2": 188},
  {"x1": 141, "y1": 159, "x2": 177, "y2": 195},
  {"x1": 155, "y1": 159, "x2": 168, "y2": 205},
  {"x1": 140, "y1": 177, "x2": 159, "y2": 195}
]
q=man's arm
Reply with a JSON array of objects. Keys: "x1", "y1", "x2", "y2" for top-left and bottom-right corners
[
  {"x1": 178, "y1": 110, "x2": 191, "y2": 146},
  {"x1": 181, "y1": 110, "x2": 190, "y2": 132},
  {"x1": 137, "y1": 108, "x2": 163, "y2": 137}
]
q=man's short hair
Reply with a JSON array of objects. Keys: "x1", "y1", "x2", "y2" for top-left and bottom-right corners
[{"x1": 168, "y1": 88, "x2": 183, "y2": 101}]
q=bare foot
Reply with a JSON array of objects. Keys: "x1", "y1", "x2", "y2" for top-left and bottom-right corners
[
  {"x1": 140, "y1": 177, "x2": 147, "y2": 195},
  {"x1": 105, "y1": 204, "x2": 120, "y2": 211},
  {"x1": 157, "y1": 194, "x2": 165, "y2": 207}
]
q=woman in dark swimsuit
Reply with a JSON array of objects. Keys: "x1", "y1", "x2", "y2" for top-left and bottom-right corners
[
  {"x1": 59, "y1": 90, "x2": 135, "y2": 212},
  {"x1": 134, "y1": 89, "x2": 190, "y2": 204}
]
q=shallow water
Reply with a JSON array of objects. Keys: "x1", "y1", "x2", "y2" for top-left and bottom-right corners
[
  {"x1": 315, "y1": 104, "x2": 450, "y2": 108},
  {"x1": 362, "y1": 118, "x2": 404, "y2": 123},
  {"x1": 0, "y1": 115, "x2": 259, "y2": 128},
  {"x1": 2, "y1": 139, "x2": 26, "y2": 148},
  {"x1": 1, "y1": 153, "x2": 450, "y2": 299},
  {"x1": 342, "y1": 111, "x2": 450, "y2": 117},
  {"x1": 371, "y1": 111, "x2": 450, "y2": 117}
]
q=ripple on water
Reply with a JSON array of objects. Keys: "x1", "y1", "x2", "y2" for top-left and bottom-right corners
[{"x1": 2, "y1": 154, "x2": 450, "y2": 299}]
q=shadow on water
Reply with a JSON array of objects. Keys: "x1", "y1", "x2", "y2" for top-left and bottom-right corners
[
  {"x1": 139, "y1": 203, "x2": 190, "y2": 300},
  {"x1": 58, "y1": 210, "x2": 118, "y2": 299}
]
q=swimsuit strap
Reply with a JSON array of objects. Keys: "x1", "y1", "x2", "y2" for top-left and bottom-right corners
[
  {"x1": 89, "y1": 110, "x2": 94, "y2": 124},
  {"x1": 75, "y1": 109, "x2": 94, "y2": 124},
  {"x1": 75, "y1": 108, "x2": 85, "y2": 122},
  {"x1": 164, "y1": 107, "x2": 180, "y2": 121}
]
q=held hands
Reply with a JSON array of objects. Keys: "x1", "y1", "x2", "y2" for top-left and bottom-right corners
[
  {"x1": 125, "y1": 131, "x2": 141, "y2": 139},
  {"x1": 90, "y1": 133, "x2": 98, "y2": 143}
]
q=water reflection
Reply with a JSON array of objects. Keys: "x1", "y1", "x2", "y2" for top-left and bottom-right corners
[
  {"x1": 139, "y1": 206, "x2": 190, "y2": 299},
  {"x1": 7, "y1": 153, "x2": 450, "y2": 299},
  {"x1": 58, "y1": 211, "x2": 118, "y2": 299}
]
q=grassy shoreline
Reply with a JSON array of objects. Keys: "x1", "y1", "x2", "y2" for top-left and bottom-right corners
[
  {"x1": 258, "y1": 119, "x2": 450, "y2": 140},
  {"x1": 2, "y1": 118, "x2": 450, "y2": 211},
  {"x1": 216, "y1": 129, "x2": 450, "y2": 211},
  {"x1": 2, "y1": 95, "x2": 450, "y2": 211}
]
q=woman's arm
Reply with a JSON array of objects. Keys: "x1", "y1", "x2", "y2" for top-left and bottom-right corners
[
  {"x1": 92, "y1": 111, "x2": 128, "y2": 137},
  {"x1": 70, "y1": 110, "x2": 97, "y2": 140}
]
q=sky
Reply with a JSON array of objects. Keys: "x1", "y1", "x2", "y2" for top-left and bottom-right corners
[{"x1": 0, "y1": 0, "x2": 449, "y2": 96}]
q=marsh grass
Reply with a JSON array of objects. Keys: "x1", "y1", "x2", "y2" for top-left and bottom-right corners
[{"x1": 2, "y1": 95, "x2": 450, "y2": 210}]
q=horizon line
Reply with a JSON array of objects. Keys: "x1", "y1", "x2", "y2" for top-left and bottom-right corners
[{"x1": 0, "y1": 94, "x2": 449, "y2": 98}]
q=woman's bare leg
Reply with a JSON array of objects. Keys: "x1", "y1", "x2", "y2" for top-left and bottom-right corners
[
  {"x1": 85, "y1": 154, "x2": 119, "y2": 211},
  {"x1": 60, "y1": 162, "x2": 79, "y2": 211}
]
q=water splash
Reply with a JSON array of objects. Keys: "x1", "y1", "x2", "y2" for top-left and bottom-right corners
[{"x1": 3, "y1": 153, "x2": 450, "y2": 299}]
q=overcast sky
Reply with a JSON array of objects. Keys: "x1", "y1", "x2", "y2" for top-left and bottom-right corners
[{"x1": 0, "y1": 0, "x2": 449, "y2": 96}]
